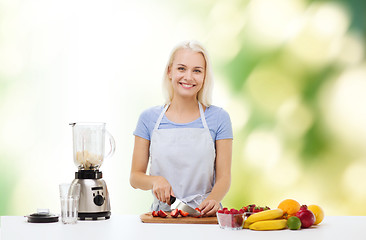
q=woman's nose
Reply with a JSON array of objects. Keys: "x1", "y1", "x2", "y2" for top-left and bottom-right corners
[{"x1": 184, "y1": 70, "x2": 193, "y2": 80}]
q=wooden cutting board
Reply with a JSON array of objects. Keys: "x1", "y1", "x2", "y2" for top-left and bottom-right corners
[{"x1": 140, "y1": 212, "x2": 218, "y2": 224}]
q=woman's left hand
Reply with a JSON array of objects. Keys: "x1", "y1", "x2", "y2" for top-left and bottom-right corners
[{"x1": 198, "y1": 199, "x2": 220, "y2": 217}]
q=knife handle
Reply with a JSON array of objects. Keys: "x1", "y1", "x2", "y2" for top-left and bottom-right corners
[{"x1": 170, "y1": 195, "x2": 176, "y2": 205}]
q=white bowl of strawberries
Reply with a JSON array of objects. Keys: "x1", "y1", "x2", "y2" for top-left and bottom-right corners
[{"x1": 216, "y1": 208, "x2": 245, "y2": 230}]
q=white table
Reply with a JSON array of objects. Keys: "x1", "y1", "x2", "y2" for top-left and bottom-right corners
[{"x1": 0, "y1": 215, "x2": 364, "y2": 240}]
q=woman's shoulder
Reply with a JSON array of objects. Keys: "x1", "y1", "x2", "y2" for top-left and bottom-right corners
[
  {"x1": 206, "y1": 105, "x2": 230, "y2": 119},
  {"x1": 206, "y1": 105, "x2": 233, "y2": 139},
  {"x1": 134, "y1": 105, "x2": 165, "y2": 140}
]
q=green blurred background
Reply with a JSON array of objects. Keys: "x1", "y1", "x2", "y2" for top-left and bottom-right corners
[{"x1": 0, "y1": 0, "x2": 365, "y2": 216}]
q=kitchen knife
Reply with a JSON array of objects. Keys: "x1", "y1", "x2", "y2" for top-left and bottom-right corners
[{"x1": 176, "y1": 202, "x2": 201, "y2": 217}]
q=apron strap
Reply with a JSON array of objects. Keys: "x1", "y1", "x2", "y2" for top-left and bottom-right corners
[
  {"x1": 153, "y1": 103, "x2": 170, "y2": 131},
  {"x1": 198, "y1": 102, "x2": 209, "y2": 129}
]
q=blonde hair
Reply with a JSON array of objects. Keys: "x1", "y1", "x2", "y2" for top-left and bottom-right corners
[{"x1": 162, "y1": 40, "x2": 214, "y2": 107}]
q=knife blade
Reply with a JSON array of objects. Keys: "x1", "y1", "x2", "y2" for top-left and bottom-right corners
[{"x1": 176, "y1": 202, "x2": 201, "y2": 217}]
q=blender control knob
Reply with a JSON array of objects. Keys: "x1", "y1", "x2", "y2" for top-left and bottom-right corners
[{"x1": 93, "y1": 195, "x2": 104, "y2": 206}]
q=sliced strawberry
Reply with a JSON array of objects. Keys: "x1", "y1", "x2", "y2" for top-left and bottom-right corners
[
  {"x1": 170, "y1": 209, "x2": 179, "y2": 218},
  {"x1": 158, "y1": 210, "x2": 167, "y2": 218},
  {"x1": 152, "y1": 211, "x2": 159, "y2": 217},
  {"x1": 179, "y1": 210, "x2": 189, "y2": 217},
  {"x1": 194, "y1": 208, "x2": 202, "y2": 218},
  {"x1": 217, "y1": 209, "x2": 224, "y2": 213}
]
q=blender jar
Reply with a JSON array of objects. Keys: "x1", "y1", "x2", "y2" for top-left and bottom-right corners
[{"x1": 70, "y1": 122, "x2": 115, "y2": 170}]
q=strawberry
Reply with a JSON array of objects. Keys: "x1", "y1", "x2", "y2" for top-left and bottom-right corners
[
  {"x1": 179, "y1": 210, "x2": 189, "y2": 217},
  {"x1": 248, "y1": 205, "x2": 254, "y2": 212},
  {"x1": 232, "y1": 214, "x2": 244, "y2": 228},
  {"x1": 230, "y1": 208, "x2": 239, "y2": 214},
  {"x1": 152, "y1": 211, "x2": 159, "y2": 217},
  {"x1": 170, "y1": 209, "x2": 179, "y2": 218},
  {"x1": 242, "y1": 204, "x2": 270, "y2": 213},
  {"x1": 194, "y1": 208, "x2": 202, "y2": 218},
  {"x1": 253, "y1": 207, "x2": 261, "y2": 213},
  {"x1": 158, "y1": 210, "x2": 167, "y2": 218}
]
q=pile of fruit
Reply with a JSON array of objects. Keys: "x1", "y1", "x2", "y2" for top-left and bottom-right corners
[
  {"x1": 221, "y1": 199, "x2": 324, "y2": 231},
  {"x1": 277, "y1": 199, "x2": 324, "y2": 230}
]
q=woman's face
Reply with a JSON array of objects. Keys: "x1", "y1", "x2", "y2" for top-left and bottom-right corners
[{"x1": 168, "y1": 48, "x2": 206, "y2": 101}]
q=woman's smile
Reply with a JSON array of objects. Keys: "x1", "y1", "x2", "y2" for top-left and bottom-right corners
[{"x1": 179, "y1": 82, "x2": 196, "y2": 89}]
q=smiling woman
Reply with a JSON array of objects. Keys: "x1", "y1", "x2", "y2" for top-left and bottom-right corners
[{"x1": 130, "y1": 41, "x2": 233, "y2": 217}]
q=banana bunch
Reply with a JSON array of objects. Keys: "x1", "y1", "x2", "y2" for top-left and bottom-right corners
[{"x1": 244, "y1": 208, "x2": 287, "y2": 231}]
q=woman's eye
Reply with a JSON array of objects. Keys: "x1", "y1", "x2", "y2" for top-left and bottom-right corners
[
  {"x1": 178, "y1": 67, "x2": 185, "y2": 71},
  {"x1": 194, "y1": 69, "x2": 202, "y2": 73}
]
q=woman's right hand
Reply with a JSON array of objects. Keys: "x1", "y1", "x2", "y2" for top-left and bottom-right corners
[{"x1": 152, "y1": 176, "x2": 174, "y2": 205}]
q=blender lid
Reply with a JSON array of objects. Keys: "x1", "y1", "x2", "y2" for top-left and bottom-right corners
[{"x1": 26, "y1": 209, "x2": 59, "y2": 223}]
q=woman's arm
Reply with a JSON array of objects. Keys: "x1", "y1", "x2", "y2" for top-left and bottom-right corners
[
  {"x1": 130, "y1": 136, "x2": 173, "y2": 204},
  {"x1": 199, "y1": 138, "x2": 232, "y2": 216}
]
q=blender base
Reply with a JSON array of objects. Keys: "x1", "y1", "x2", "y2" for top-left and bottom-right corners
[{"x1": 78, "y1": 211, "x2": 111, "y2": 221}]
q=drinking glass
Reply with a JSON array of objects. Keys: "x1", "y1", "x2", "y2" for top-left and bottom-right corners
[{"x1": 59, "y1": 183, "x2": 80, "y2": 224}]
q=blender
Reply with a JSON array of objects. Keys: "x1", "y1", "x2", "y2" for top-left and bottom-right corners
[{"x1": 70, "y1": 122, "x2": 115, "y2": 220}]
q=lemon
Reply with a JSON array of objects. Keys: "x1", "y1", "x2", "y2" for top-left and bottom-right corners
[
  {"x1": 308, "y1": 205, "x2": 324, "y2": 225},
  {"x1": 287, "y1": 216, "x2": 301, "y2": 230}
]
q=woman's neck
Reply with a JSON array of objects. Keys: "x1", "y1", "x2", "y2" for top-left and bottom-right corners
[
  {"x1": 166, "y1": 97, "x2": 203, "y2": 123},
  {"x1": 170, "y1": 97, "x2": 199, "y2": 112}
]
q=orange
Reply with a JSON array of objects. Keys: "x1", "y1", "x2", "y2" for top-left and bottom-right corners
[
  {"x1": 277, "y1": 199, "x2": 301, "y2": 219},
  {"x1": 308, "y1": 205, "x2": 324, "y2": 225}
]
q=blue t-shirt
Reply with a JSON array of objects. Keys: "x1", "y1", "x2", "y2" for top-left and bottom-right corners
[{"x1": 133, "y1": 105, "x2": 233, "y2": 142}]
